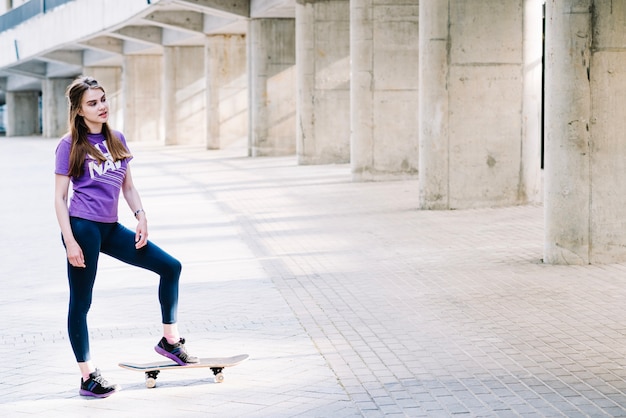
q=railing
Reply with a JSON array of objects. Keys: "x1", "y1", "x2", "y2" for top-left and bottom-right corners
[{"x1": 0, "y1": 0, "x2": 76, "y2": 32}]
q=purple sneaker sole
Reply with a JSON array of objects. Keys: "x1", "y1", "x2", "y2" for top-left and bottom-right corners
[
  {"x1": 155, "y1": 345, "x2": 188, "y2": 366},
  {"x1": 79, "y1": 388, "x2": 118, "y2": 398}
]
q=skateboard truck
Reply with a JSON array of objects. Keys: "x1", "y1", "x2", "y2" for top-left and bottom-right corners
[
  {"x1": 143, "y1": 365, "x2": 228, "y2": 387},
  {"x1": 210, "y1": 367, "x2": 225, "y2": 383},
  {"x1": 145, "y1": 370, "x2": 160, "y2": 388}
]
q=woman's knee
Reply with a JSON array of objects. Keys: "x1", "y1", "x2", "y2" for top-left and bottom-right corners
[
  {"x1": 68, "y1": 297, "x2": 92, "y2": 317},
  {"x1": 167, "y1": 257, "x2": 182, "y2": 279},
  {"x1": 151, "y1": 249, "x2": 181, "y2": 280}
]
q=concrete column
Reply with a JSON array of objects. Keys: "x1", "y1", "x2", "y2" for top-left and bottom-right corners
[
  {"x1": 163, "y1": 46, "x2": 206, "y2": 146},
  {"x1": 206, "y1": 35, "x2": 247, "y2": 150},
  {"x1": 248, "y1": 18, "x2": 296, "y2": 157},
  {"x1": 42, "y1": 78, "x2": 73, "y2": 138},
  {"x1": 418, "y1": 0, "x2": 449, "y2": 209},
  {"x1": 6, "y1": 90, "x2": 39, "y2": 136},
  {"x1": 418, "y1": 0, "x2": 524, "y2": 209},
  {"x1": 544, "y1": 0, "x2": 591, "y2": 264},
  {"x1": 123, "y1": 55, "x2": 162, "y2": 143},
  {"x1": 83, "y1": 67, "x2": 123, "y2": 132},
  {"x1": 351, "y1": 0, "x2": 419, "y2": 181},
  {"x1": 544, "y1": 0, "x2": 626, "y2": 264},
  {"x1": 296, "y1": 0, "x2": 350, "y2": 165},
  {"x1": 589, "y1": 2, "x2": 626, "y2": 263}
]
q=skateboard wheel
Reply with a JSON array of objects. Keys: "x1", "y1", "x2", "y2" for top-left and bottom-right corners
[
  {"x1": 214, "y1": 373, "x2": 224, "y2": 383},
  {"x1": 145, "y1": 370, "x2": 159, "y2": 388}
]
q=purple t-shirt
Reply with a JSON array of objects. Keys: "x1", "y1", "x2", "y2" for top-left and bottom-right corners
[{"x1": 55, "y1": 131, "x2": 133, "y2": 223}]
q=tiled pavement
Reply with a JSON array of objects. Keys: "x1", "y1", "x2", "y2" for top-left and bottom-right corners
[{"x1": 2, "y1": 136, "x2": 626, "y2": 417}]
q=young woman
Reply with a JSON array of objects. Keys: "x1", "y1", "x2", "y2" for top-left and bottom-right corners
[{"x1": 54, "y1": 76, "x2": 198, "y2": 398}]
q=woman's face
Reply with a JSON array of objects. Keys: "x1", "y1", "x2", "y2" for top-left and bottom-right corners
[{"x1": 78, "y1": 88, "x2": 108, "y2": 132}]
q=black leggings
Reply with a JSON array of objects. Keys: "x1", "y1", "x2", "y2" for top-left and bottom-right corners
[{"x1": 65, "y1": 217, "x2": 181, "y2": 362}]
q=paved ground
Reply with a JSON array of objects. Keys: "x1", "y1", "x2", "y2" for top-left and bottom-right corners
[{"x1": 2, "y1": 136, "x2": 626, "y2": 417}]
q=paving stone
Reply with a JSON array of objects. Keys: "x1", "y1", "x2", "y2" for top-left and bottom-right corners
[{"x1": 3, "y1": 137, "x2": 626, "y2": 416}]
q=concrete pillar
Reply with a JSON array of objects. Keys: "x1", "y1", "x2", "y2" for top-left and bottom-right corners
[
  {"x1": 418, "y1": 0, "x2": 449, "y2": 209},
  {"x1": 544, "y1": 0, "x2": 626, "y2": 264},
  {"x1": 6, "y1": 90, "x2": 39, "y2": 136},
  {"x1": 521, "y1": 0, "x2": 544, "y2": 204},
  {"x1": 123, "y1": 55, "x2": 162, "y2": 143},
  {"x1": 418, "y1": 0, "x2": 524, "y2": 209},
  {"x1": 206, "y1": 35, "x2": 247, "y2": 150},
  {"x1": 248, "y1": 18, "x2": 296, "y2": 157},
  {"x1": 42, "y1": 78, "x2": 73, "y2": 138},
  {"x1": 83, "y1": 67, "x2": 123, "y2": 132},
  {"x1": 351, "y1": 0, "x2": 419, "y2": 181},
  {"x1": 544, "y1": 0, "x2": 590, "y2": 265},
  {"x1": 296, "y1": 0, "x2": 350, "y2": 165},
  {"x1": 163, "y1": 46, "x2": 206, "y2": 146}
]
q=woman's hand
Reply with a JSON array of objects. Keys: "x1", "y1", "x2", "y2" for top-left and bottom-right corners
[
  {"x1": 66, "y1": 240, "x2": 86, "y2": 268},
  {"x1": 135, "y1": 217, "x2": 148, "y2": 249},
  {"x1": 55, "y1": 174, "x2": 86, "y2": 268},
  {"x1": 122, "y1": 166, "x2": 149, "y2": 249}
]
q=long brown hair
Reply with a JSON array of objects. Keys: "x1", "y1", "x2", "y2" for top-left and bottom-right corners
[{"x1": 65, "y1": 76, "x2": 131, "y2": 177}]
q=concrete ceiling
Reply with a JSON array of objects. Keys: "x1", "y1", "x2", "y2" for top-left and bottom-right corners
[{"x1": 0, "y1": 0, "x2": 294, "y2": 101}]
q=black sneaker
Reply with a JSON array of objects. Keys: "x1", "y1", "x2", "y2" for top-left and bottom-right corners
[
  {"x1": 155, "y1": 337, "x2": 199, "y2": 365},
  {"x1": 79, "y1": 369, "x2": 120, "y2": 398}
]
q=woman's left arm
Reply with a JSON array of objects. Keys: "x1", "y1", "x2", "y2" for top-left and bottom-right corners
[{"x1": 122, "y1": 165, "x2": 148, "y2": 249}]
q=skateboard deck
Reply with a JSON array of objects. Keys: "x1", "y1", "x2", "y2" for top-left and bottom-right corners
[{"x1": 119, "y1": 354, "x2": 249, "y2": 387}]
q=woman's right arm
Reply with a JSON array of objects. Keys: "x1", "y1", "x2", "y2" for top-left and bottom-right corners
[{"x1": 54, "y1": 174, "x2": 86, "y2": 268}]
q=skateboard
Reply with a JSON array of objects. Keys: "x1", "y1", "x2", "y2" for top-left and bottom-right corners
[{"x1": 118, "y1": 354, "x2": 249, "y2": 388}]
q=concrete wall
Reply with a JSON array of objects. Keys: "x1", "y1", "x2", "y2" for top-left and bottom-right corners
[
  {"x1": 206, "y1": 34, "x2": 248, "y2": 150},
  {"x1": 350, "y1": 0, "x2": 419, "y2": 181},
  {"x1": 419, "y1": 0, "x2": 524, "y2": 209},
  {"x1": 521, "y1": 0, "x2": 543, "y2": 205},
  {"x1": 6, "y1": 90, "x2": 38, "y2": 136},
  {"x1": 449, "y1": 0, "x2": 524, "y2": 208},
  {"x1": 41, "y1": 77, "x2": 72, "y2": 137},
  {"x1": 296, "y1": 0, "x2": 350, "y2": 165},
  {"x1": 248, "y1": 18, "x2": 296, "y2": 157},
  {"x1": 163, "y1": 46, "x2": 206, "y2": 146},
  {"x1": 123, "y1": 55, "x2": 163, "y2": 143}
]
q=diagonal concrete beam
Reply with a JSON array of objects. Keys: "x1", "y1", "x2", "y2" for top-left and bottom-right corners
[
  {"x1": 172, "y1": 0, "x2": 249, "y2": 17},
  {"x1": 142, "y1": 11, "x2": 204, "y2": 34},
  {"x1": 6, "y1": 73, "x2": 42, "y2": 90},
  {"x1": 204, "y1": 14, "x2": 246, "y2": 34},
  {"x1": 250, "y1": 0, "x2": 294, "y2": 18},
  {"x1": 40, "y1": 50, "x2": 83, "y2": 66},
  {"x1": 161, "y1": 28, "x2": 205, "y2": 46},
  {"x1": 122, "y1": 40, "x2": 163, "y2": 55},
  {"x1": 114, "y1": 25, "x2": 163, "y2": 45},
  {"x1": 78, "y1": 36, "x2": 124, "y2": 55},
  {"x1": 82, "y1": 49, "x2": 122, "y2": 67},
  {"x1": 6, "y1": 60, "x2": 47, "y2": 79},
  {"x1": 45, "y1": 61, "x2": 82, "y2": 78}
]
